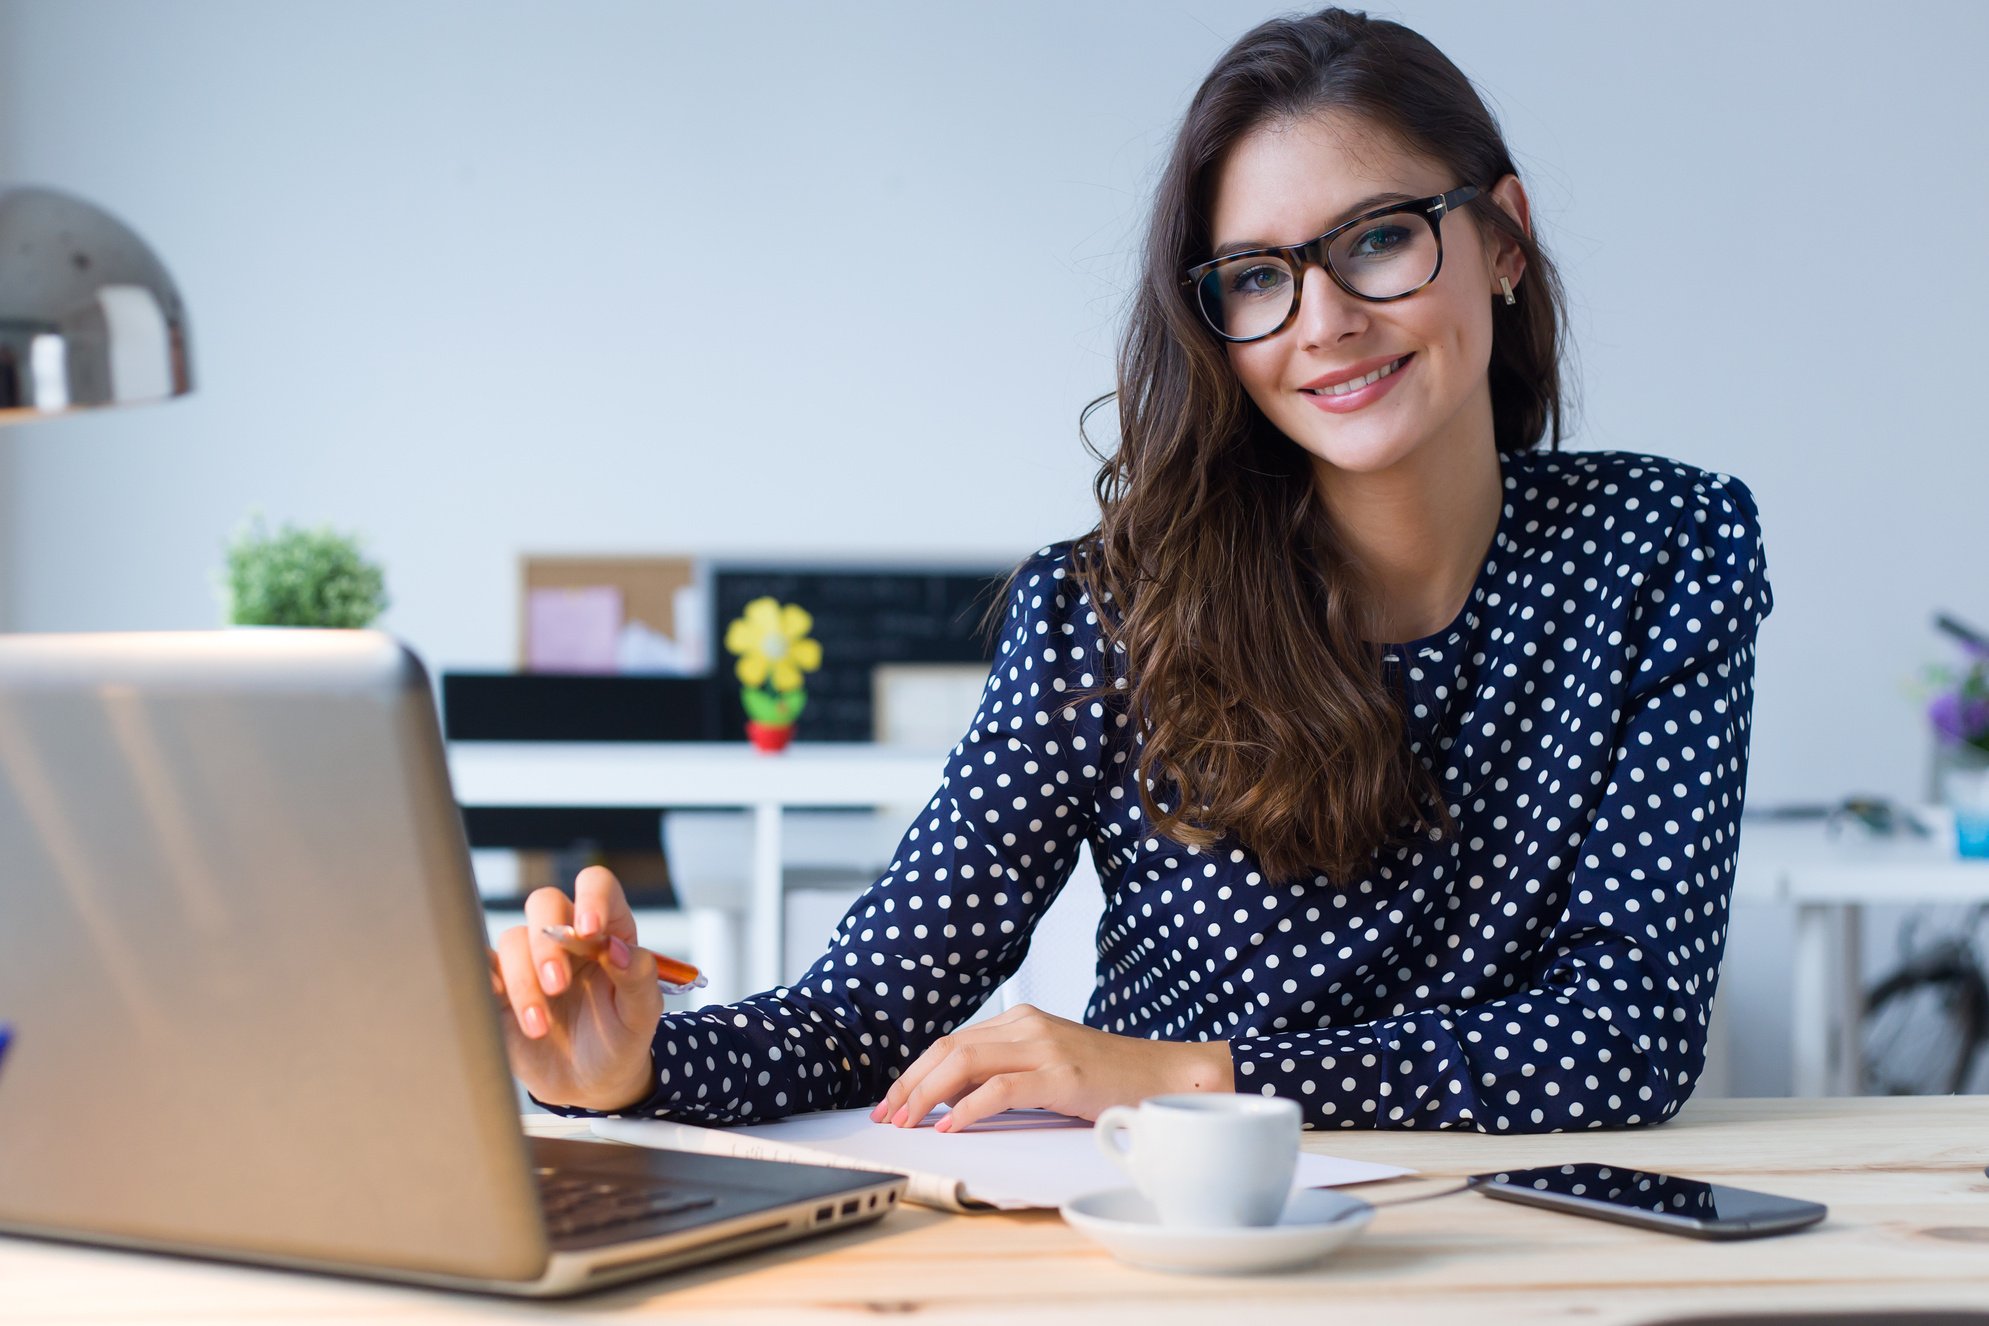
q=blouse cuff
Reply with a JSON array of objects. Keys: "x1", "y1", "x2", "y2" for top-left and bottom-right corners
[
  {"x1": 1229, "y1": 1024, "x2": 1396, "y2": 1130},
  {"x1": 527, "y1": 1040, "x2": 671, "y2": 1120}
]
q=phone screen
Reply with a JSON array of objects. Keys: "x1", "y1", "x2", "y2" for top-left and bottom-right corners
[{"x1": 1472, "y1": 1163, "x2": 1826, "y2": 1237}]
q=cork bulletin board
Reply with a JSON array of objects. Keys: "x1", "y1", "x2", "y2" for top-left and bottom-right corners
[{"x1": 519, "y1": 555, "x2": 704, "y2": 674}]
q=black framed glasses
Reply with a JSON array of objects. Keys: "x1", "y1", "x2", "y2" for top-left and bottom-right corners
[{"x1": 1182, "y1": 185, "x2": 1483, "y2": 343}]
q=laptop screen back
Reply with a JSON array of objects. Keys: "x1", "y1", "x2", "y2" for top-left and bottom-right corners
[{"x1": 0, "y1": 631, "x2": 547, "y2": 1281}]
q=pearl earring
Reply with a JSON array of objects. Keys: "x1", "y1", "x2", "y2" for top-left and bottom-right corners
[{"x1": 1499, "y1": 276, "x2": 1516, "y2": 306}]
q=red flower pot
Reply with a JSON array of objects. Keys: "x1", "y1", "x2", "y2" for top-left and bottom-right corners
[{"x1": 745, "y1": 720, "x2": 796, "y2": 753}]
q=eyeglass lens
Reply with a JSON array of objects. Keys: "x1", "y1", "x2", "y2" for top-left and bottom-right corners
[{"x1": 1195, "y1": 209, "x2": 1438, "y2": 340}]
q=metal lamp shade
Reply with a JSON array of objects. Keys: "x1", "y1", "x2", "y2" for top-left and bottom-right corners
[{"x1": 0, "y1": 186, "x2": 194, "y2": 422}]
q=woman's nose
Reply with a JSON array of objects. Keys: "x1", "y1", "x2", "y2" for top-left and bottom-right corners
[{"x1": 1290, "y1": 261, "x2": 1367, "y2": 347}]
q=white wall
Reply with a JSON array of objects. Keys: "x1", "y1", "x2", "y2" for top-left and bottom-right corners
[{"x1": 3, "y1": 0, "x2": 1985, "y2": 1094}]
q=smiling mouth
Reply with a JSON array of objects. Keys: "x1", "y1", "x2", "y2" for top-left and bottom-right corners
[{"x1": 1301, "y1": 354, "x2": 1413, "y2": 397}]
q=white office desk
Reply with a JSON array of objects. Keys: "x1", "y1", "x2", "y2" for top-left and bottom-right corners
[
  {"x1": 1736, "y1": 811, "x2": 1989, "y2": 1095},
  {"x1": 448, "y1": 742, "x2": 952, "y2": 996}
]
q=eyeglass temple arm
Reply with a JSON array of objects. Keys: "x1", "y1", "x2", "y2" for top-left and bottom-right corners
[{"x1": 1429, "y1": 184, "x2": 1482, "y2": 215}]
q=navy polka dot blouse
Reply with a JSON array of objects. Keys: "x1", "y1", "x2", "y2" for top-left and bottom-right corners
[{"x1": 540, "y1": 447, "x2": 1773, "y2": 1133}]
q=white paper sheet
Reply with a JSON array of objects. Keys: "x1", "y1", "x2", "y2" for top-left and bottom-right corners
[{"x1": 592, "y1": 1105, "x2": 1413, "y2": 1212}]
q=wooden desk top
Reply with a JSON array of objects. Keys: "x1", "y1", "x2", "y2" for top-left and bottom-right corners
[{"x1": 5, "y1": 1098, "x2": 1986, "y2": 1325}]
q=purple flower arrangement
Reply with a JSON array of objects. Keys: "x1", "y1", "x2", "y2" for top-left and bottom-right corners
[
  {"x1": 1929, "y1": 686, "x2": 1989, "y2": 754},
  {"x1": 1925, "y1": 615, "x2": 1989, "y2": 856},
  {"x1": 1926, "y1": 615, "x2": 1989, "y2": 760}
]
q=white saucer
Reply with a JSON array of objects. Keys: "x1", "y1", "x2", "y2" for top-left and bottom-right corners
[{"x1": 1059, "y1": 1186, "x2": 1374, "y2": 1275}]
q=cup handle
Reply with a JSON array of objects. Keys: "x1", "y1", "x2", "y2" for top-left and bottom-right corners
[{"x1": 1094, "y1": 1105, "x2": 1138, "y2": 1180}]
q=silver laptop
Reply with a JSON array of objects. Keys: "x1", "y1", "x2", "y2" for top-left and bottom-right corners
[{"x1": 0, "y1": 630, "x2": 906, "y2": 1296}]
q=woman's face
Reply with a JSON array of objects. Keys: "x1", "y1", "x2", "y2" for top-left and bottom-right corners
[{"x1": 1206, "y1": 110, "x2": 1528, "y2": 479}]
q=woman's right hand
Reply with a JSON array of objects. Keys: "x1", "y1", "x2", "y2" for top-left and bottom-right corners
[{"x1": 489, "y1": 865, "x2": 663, "y2": 1113}]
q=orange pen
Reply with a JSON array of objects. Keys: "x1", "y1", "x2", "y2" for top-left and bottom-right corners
[{"x1": 536, "y1": 924, "x2": 708, "y2": 994}]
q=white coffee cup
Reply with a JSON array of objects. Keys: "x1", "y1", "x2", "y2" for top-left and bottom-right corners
[{"x1": 1093, "y1": 1093, "x2": 1302, "y2": 1228}]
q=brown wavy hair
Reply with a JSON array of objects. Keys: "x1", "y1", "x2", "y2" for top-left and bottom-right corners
[{"x1": 985, "y1": 7, "x2": 1576, "y2": 886}]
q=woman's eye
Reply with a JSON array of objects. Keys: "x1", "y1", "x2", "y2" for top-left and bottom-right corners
[
  {"x1": 1349, "y1": 225, "x2": 1411, "y2": 257},
  {"x1": 1228, "y1": 264, "x2": 1289, "y2": 297}
]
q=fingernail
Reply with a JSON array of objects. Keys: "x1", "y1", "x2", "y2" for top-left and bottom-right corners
[
  {"x1": 607, "y1": 936, "x2": 631, "y2": 970},
  {"x1": 892, "y1": 1104, "x2": 909, "y2": 1127},
  {"x1": 577, "y1": 909, "x2": 599, "y2": 937},
  {"x1": 522, "y1": 1006, "x2": 547, "y2": 1038},
  {"x1": 869, "y1": 1103, "x2": 885, "y2": 1122},
  {"x1": 540, "y1": 961, "x2": 563, "y2": 993},
  {"x1": 936, "y1": 1117, "x2": 952, "y2": 1133}
]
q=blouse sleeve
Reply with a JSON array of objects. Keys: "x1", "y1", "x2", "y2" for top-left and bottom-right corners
[
  {"x1": 1228, "y1": 473, "x2": 1775, "y2": 1131},
  {"x1": 535, "y1": 543, "x2": 1117, "y2": 1123}
]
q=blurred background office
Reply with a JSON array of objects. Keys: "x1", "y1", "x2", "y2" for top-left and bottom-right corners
[{"x1": 2, "y1": 0, "x2": 1985, "y2": 1097}]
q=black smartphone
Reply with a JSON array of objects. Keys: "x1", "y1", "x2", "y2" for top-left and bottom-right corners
[{"x1": 1470, "y1": 1163, "x2": 1827, "y2": 1240}]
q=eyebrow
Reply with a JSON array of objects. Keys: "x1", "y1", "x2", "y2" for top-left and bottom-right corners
[{"x1": 1210, "y1": 191, "x2": 1422, "y2": 259}]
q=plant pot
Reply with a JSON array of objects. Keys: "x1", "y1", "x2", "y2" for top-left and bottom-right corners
[
  {"x1": 745, "y1": 720, "x2": 796, "y2": 754},
  {"x1": 1934, "y1": 742, "x2": 1989, "y2": 858}
]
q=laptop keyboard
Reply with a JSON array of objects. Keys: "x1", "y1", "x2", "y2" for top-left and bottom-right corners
[{"x1": 534, "y1": 1166, "x2": 719, "y2": 1240}]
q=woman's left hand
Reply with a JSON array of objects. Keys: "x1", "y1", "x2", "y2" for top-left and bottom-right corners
[{"x1": 867, "y1": 1003, "x2": 1234, "y2": 1133}]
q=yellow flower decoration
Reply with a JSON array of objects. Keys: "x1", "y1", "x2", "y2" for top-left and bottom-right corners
[{"x1": 724, "y1": 596, "x2": 823, "y2": 693}]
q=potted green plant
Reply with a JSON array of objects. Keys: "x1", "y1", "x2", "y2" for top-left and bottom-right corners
[{"x1": 220, "y1": 512, "x2": 389, "y2": 628}]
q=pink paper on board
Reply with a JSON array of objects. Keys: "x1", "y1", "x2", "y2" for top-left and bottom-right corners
[{"x1": 527, "y1": 586, "x2": 623, "y2": 672}]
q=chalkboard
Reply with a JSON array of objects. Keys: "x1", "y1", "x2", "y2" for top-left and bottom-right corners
[{"x1": 711, "y1": 563, "x2": 1012, "y2": 742}]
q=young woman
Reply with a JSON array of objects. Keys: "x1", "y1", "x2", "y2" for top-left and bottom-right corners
[{"x1": 493, "y1": 7, "x2": 1772, "y2": 1134}]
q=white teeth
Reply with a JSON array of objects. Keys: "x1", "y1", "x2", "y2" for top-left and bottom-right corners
[{"x1": 1307, "y1": 355, "x2": 1406, "y2": 397}]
